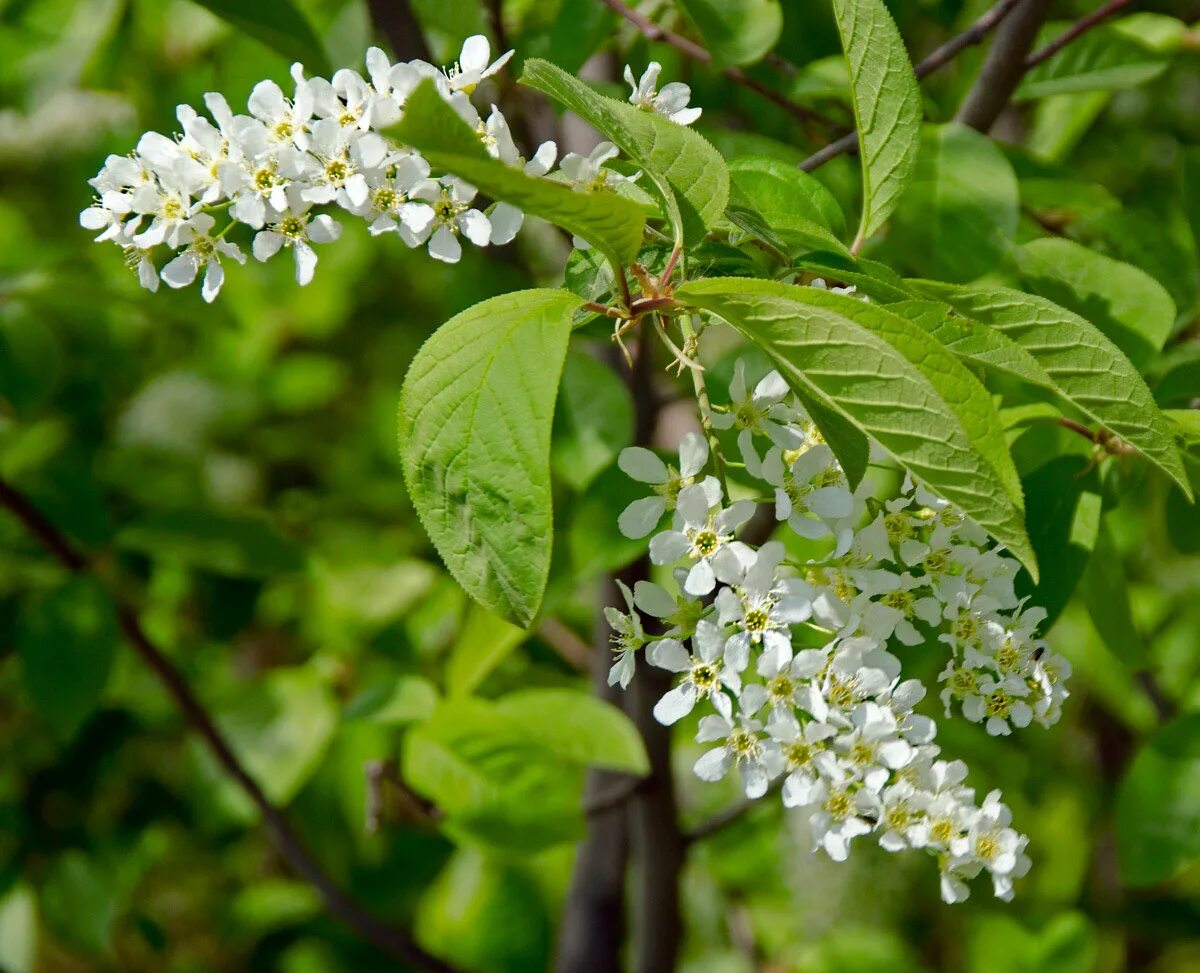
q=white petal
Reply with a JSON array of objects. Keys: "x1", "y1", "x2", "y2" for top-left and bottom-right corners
[
  {"x1": 653, "y1": 683, "x2": 697, "y2": 725},
  {"x1": 459, "y1": 209, "x2": 492, "y2": 246},
  {"x1": 633, "y1": 581, "x2": 676, "y2": 619},
  {"x1": 428, "y1": 225, "x2": 462, "y2": 263},
  {"x1": 618, "y1": 497, "x2": 666, "y2": 539},
  {"x1": 647, "y1": 638, "x2": 690, "y2": 672},
  {"x1": 252, "y1": 230, "x2": 284, "y2": 262},
  {"x1": 649, "y1": 530, "x2": 690, "y2": 565},
  {"x1": 677, "y1": 431, "x2": 708, "y2": 478},
  {"x1": 694, "y1": 747, "x2": 731, "y2": 782},
  {"x1": 161, "y1": 252, "x2": 199, "y2": 288},
  {"x1": 488, "y1": 202, "x2": 524, "y2": 245},
  {"x1": 201, "y1": 260, "x2": 224, "y2": 302},
  {"x1": 618, "y1": 447, "x2": 668, "y2": 483},
  {"x1": 308, "y1": 214, "x2": 342, "y2": 243},
  {"x1": 676, "y1": 483, "x2": 710, "y2": 526},
  {"x1": 293, "y1": 240, "x2": 318, "y2": 286},
  {"x1": 460, "y1": 34, "x2": 491, "y2": 73},
  {"x1": 684, "y1": 558, "x2": 716, "y2": 596}
]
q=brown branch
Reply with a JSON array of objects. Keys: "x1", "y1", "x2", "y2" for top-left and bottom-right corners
[
  {"x1": 1025, "y1": 0, "x2": 1137, "y2": 70},
  {"x1": 800, "y1": 0, "x2": 1026, "y2": 171},
  {"x1": 683, "y1": 778, "x2": 783, "y2": 845},
  {"x1": 367, "y1": 0, "x2": 432, "y2": 63},
  {"x1": 537, "y1": 617, "x2": 594, "y2": 671},
  {"x1": 955, "y1": 0, "x2": 1054, "y2": 131},
  {"x1": 0, "y1": 476, "x2": 465, "y2": 973},
  {"x1": 597, "y1": 0, "x2": 837, "y2": 134}
]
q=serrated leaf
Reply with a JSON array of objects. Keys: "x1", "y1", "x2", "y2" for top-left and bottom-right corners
[
  {"x1": 726, "y1": 156, "x2": 849, "y2": 258},
  {"x1": 389, "y1": 80, "x2": 646, "y2": 267},
  {"x1": 398, "y1": 290, "x2": 582, "y2": 627},
  {"x1": 831, "y1": 0, "x2": 922, "y2": 250},
  {"x1": 446, "y1": 604, "x2": 529, "y2": 696},
  {"x1": 913, "y1": 281, "x2": 1193, "y2": 500},
  {"x1": 187, "y1": 0, "x2": 330, "y2": 75},
  {"x1": 18, "y1": 577, "x2": 118, "y2": 738},
  {"x1": 888, "y1": 300, "x2": 1056, "y2": 390},
  {"x1": 677, "y1": 278, "x2": 1037, "y2": 576},
  {"x1": 794, "y1": 289, "x2": 1025, "y2": 516},
  {"x1": 520, "y1": 58, "x2": 729, "y2": 246},
  {"x1": 1117, "y1": 715, "x2": 1200, "y2": 886},
  {"x1": 1011, "y1": 237, "x2": 1176, "y2": 370},
  {"x1": 887, "y1": 123, "x2": 1018, "y2": 282},
  {"x1": 1017, "y1": 21, "x2": 1170, "y2": 100},
  {"x1": 796, "y1": 255, "x2": 918, "y2": 303},
  {"x1": 677, "y1": 0, "x2": 783, "y2": 66}
]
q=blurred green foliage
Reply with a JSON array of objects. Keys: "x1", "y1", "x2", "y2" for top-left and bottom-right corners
[{"x1": 0, "y1": 1, "x2": 1199, "y2": 972}]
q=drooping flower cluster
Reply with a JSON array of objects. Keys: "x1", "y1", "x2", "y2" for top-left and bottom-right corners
[
  {"x1": 80, "y1": 41, "x2": 699, "y2": 301},
  {"x1": 608, "y1": 354, "x2": 1069, "y2": 904}
]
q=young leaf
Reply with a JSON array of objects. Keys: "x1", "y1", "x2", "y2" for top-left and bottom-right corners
[
  {"x1": 726, "y1": 156, "x2": 850, "y2": 258},
  {"x1": 914, "y1": 281, "x2": 1193, "y2": 500},
  {"x1": 520, "y1": 58, "x2": 729, "y2": 246},
  {"x1": 398, "y1": 289, "x2": 583, "y2": 627},
  {"x1": 794, "y1": 289, "x2": 1025, "y2": 515},
  {"x1": 677, "y1": 0, "x2": 783, "y2": 67},
  {"x1": 390, "y1": 80, "x2": 646, "y2": 267},
  {"x1": 187, "y1": 0, "x2": 330, "y2": 75},
  {"x1": 1016, "y1": 22, "x2": 1171, "y2": 100},
  {"x1": 888, "y1": 300, "x2": 1056, "y2": 391},
  {"x1": 830, "y1": 0, "x2": 922, "y2": 250},
  {"x1": 886, "y1": 123, "x2": 1019, "y2": 282},
  {"x1": 1011, "y1": 237, "x2": 1176, "y2": 370},
  {"x1": 446, "y1": 604, "x2": 529, "y2": 696},
  {"x1": 18, "y1": 577, "x2": 118, "y2": 738},
  {"x1": 677, "y1": 278, "x2": 1037, "y2": 577}
]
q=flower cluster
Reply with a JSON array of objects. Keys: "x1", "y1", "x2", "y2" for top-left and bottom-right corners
[
  {"x1": 80, "y1": 42, "x2": 700, "y2": 301},
  {"x1": 608, "y1": 356, "x2": 1068, "y2": 903}
]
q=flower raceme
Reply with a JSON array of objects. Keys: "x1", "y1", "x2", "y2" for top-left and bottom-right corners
[
  {"x1": 608, "y1": 349, "x2": 1070, "y2": 904},
  {"x1": 80, "y1": 41, "x2": 695, "y2": 301}
]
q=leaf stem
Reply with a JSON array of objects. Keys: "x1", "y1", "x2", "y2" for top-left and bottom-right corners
[{"x1": 681, "y1": 314, "x2": 731, "y2": 499}]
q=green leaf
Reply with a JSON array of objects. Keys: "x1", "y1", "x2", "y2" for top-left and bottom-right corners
[
  {"x1": 446, "y1": 604, "x2": 529, "y2": 696},
  {"x1": 342, "y1": 674, "x2": 439, "y2": 725},
  {"x1": 203, "y1": 667, "x2": 337, "y2": 810},
  {"x1": 399, "y1": 289, "x2": 582, "y2": 627},
  {"x1": 1013, "y1": 456, "x2": 1102, "y2": 629},
  {"x1": 1011, "y1": 237, "x2": 1176, "y2": 370},
  {"x1": 0, "y1": 884, "x2": 36, "y2": 973},
  {"x1": 117, "y1": 509, "x2": 306, "y2": 580},
  {"x1": 39, "y1": 851, "x2": 118, "y2": 957},
  {"x1": 1117, "y1": 715, "x2": 1200, "y2": 885},
  {"x1": 677, "y1": 0, "x2": 783, "y2": 67},
  {"x1": 186, "y1": 0, "x2": 330, "y2": 75},
  {"x1": 794, "y1": 289, "x2": 1025, "y2": 516},
  {"x1": 726, "y1": 156, "x2": 849, "y2": 258},
  {"x1": 830, "y1": 0, "x2": 922, "y2": 250},
  {"x1": 18, "y1": 577, "x2": 118, "y2": 738},
  {"x1": 389, "y1": 80, "x2": 646, "y2": 267},
  {"x1": 1182, "y1": 147, "x2": 1200, "y2": 256},
  {"x1": 520, "y1": 58, "x2": 730, "y2": 246},
  {"x1": 677, "y1": 278, "x2": 1037, "y2": 576},
  {"x1": 888, "y1": 300, "x2": 1056, "y2": 390},
  {"x1": 1017, "y1": 22, "x2": 1170, "y2": 100},
  {"x1": 1081, "y1": 524, "x2": 1146, "y2": 668},
  {"x1": 403, "y1": 689, "x2": 647, "y2": 849},
  {"x1": 552, "y1": 350, "x2": 634, "y2": 491},
  {"x1": 796, "y1": 256, "x2": 919, "y2": 304},
  {"x1": 913, "y1": 281, "x2": 1193, "y2": 501},
  {"x1": 886, "y1": 123, "x2": 1018, "y2": 282}
]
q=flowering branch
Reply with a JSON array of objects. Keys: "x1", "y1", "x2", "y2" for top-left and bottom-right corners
[
  {"x1": 596, "y1": 0, "x2": 839, "y2": 134},
  {"x1": 0, "y1": 475, "x2": 466, "y2": 973}
]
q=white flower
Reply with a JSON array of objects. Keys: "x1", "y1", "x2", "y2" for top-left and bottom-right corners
[
  {"x1": 742, "y1": 646, "x2": 828, "y2": 724},
  {"x1": 410, "y1": 176, "x2": 491, "y2": 263},
  {"x1": 833, "y1": 701, "x2": 915, "y2": 792},
  {"x1": 233, "y1": 75, "x2": 315, "y2": 156},
  {"x1": 478, "y1": 106, "x2": 557, "y2": 245},
  {"x1": 618, "y1": 431, "x2": 720, "y2": 539},
  {"x1": 962, "y1": 673, "x2": 1033, "y2": 736},
  {"x1": 647, "y1": 483, "x2": 755, "y2": 596},
  {"x1": 559, "y1": 142, "x2": 638, "y2": 193},
  {"x1": 445, "y1": 35, "x2": 514, "y2": 93},
  {"x1": 624, "y1": 62, "x2": 702, "y2": 125},
  {"x1": 807, "y1": 775, "x2": 875, "y2": 862},
  {"x1": 252, "y1": 199, "x2": 342, "y2": 286},
  {"x1": 761, "y1": 444, "x2": 855, "y2": 549},
  {"x1": 159, "y1": 213, "x2": 246, "y2": 302},
  {"x1": 957, "y1": 790, "x2": 1030, "y2": 901},
  {"x1": 713, "y1": 541, "x2": 812, "y2": 672},
  {"x1": 864, "y1": 780, "x2": 929, "y2": 852},
  {"x1": 605, "y1": 579, "x2": 645, "y2": 689},
  {"x1": 633, "y1": 572, "x2": 706, "y2": 639},
  {"x1": 348, "y1": 154, "x2": 437, "y2": 242},
  {"x1": 771, "y1": 718, "x2": 837, "y2": 807},
  {"x1": 694, "y1": 714, "x2": 781, "y2": 798},
  {"x1": 709, "y1": 361, "x2": 803, "y2": 474},
  {"x1": 648, "y1": 620, "x2": 741, "y2": 724}
]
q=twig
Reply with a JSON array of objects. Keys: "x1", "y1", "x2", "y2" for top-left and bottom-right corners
[
  {"x1": 684, "y1": 778, "x2": 783, "y2": 844},
  {"x1": 538, "y1": 617, "x2": 594, "y2": 671},
  {"x1": 597, "y1": 0, "x2": 837, "y2": 134},
  {"x1": 800, "y1": 0, "x2": 1027, "y2": 171},
  {"x1": 1057, "y1": 417, "x2": 1137, "y2": 455},
  {"x1": 366, "y1": 0, "x2": 433, "y2": 63},
  {"x1": 1025, "y1": 0, "x2": 1137, "y2": 70},
  {"x1": 955, "y1": 0, "x2": 1055, "y2": 131},
  {"x1": 0, "y1": 476, "x2": 465, "y2": 973},
  {"x1": 583, "y1": 774, "x2": 647, "y2": 816}
]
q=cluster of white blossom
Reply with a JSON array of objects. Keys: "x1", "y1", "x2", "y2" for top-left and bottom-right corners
[
  {"x1": 607, "y1": 354, "x2": 1070, "y2": 903},
  {"x1": 80, "y1": 43, "x2": 700, "y2": 301}
]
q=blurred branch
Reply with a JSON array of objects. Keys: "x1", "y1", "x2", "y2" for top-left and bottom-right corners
[
  {"x1": 597, "y1": 0, "x2": 839, "y2": 134},
  {"x1": 367, "y1": 0, "x2": 433, "y2": 63},
  {"x1": 538, "y1": 616, "x2": 594, "y2": 671},
  {"x1": 1025, "y1": 0, "x2": 1137, "y2": 70},
  {"x1": 683, "y1": 779, "x2": 783, "y2": 845},
  {"x1": 365, "y1": 759, "x2": 442, "y2": 834},
  {"x1": 801, "y1": 0, "x2": 1026, "y2": 171},
  {"x1": 0, "y1": 475, "x2": 467, "y2": 973},
  {"x1": 955, "y1": 0, "x2": 1054, "y2": 131}
]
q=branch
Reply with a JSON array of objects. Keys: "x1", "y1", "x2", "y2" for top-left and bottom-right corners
[
  {"x1": 1025, "y1": 0, "x2": 1136, "y2": 70},
  {"x1": 683, "y1": 778, "x2": 783, "y2": 845},
  {"x1": 0, "y1": 476, "x2": 465, "y2": 973},
  {"x1": 955, "y1": 0, "x2": 1054, "y2": 131},
  {"x1": 597, "y1": 0, "x2": 838, "y2": 133},
  {"x1": 537, "y1": 617, "x2": 594, "y2": 671},
  {"x1": 366, "y1": 0, "x2": 433, "y2": 63},
  {"x1": 800, "y1": 0, "x2": 1025, "y2": 171}
]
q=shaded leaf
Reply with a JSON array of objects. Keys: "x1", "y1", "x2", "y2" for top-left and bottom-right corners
[
  {"x1": 187, "y1": 0, "x2": 330, "y2": 75},
  {"x1": 678, "y1": 0, "x2": 783, "y2": 67},
  {"x1": 117, "y1": 510, "x2": 305, "y2": 580},
  {"x1": 446, "y1": 604, "x2": 528, "y2": 696}
]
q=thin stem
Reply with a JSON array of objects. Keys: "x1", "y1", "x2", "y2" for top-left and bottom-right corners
[
  {"x1": 537, "y1": 617, "x2": 594, "y2": 671},
  {"x1": 684, "y1": 778, "x2": 784, "y2": 844},
  {"x1": 652, "y1": 315, "x2": 704, "y2": 373},
  {"x1": 681, "y1": 315, "x2": 730, "y2": 499},
  {"x1": 597, "y1": 0, "x2": 838, "y2": 134},
  {"x1": 1025, "y1": 0, "x2": 1136, "y2": 70},
  {"x1": 0, "y1": 476, "x2": 466, "y2": 973}
]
